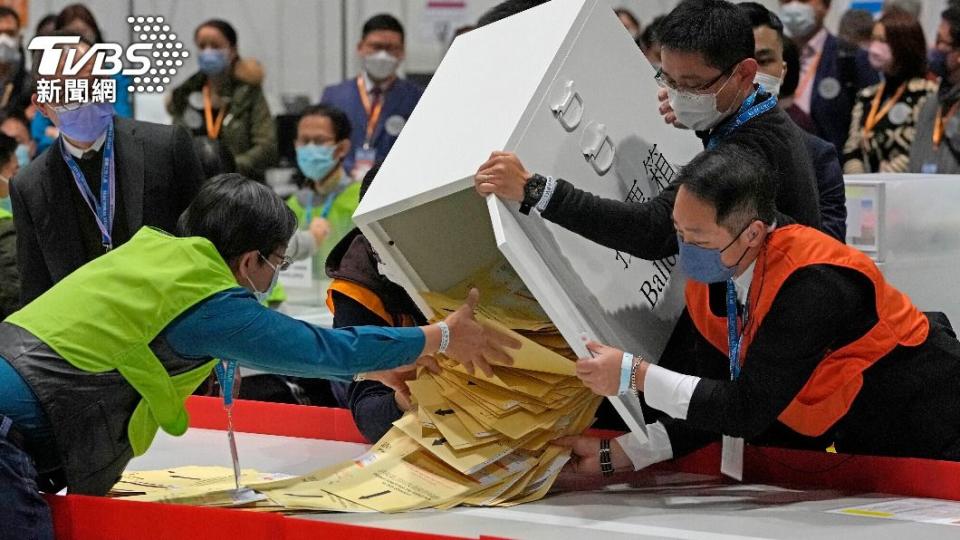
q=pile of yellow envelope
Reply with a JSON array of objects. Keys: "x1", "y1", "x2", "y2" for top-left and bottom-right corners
[{"x1": 113, "y1": 277, "x2": 601, "y2": 513}]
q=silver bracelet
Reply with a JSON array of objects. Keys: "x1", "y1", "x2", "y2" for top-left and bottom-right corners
[
  {"x1": 353, "y1": 372, "x2": 367, "y2": 382},
  {"x1": 437, "y1": 321, "x2": 451, "y2": 355}
]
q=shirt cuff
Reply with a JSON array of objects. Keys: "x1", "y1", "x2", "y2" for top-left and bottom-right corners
[
  {"x1": 535, "y1": 175, "x2": 556, "y2": 213},
  {"x1": 643, "y1": 363, "x2": 701, "y2": 420},
  {"x1": 615, "y1": 421, "x2": 673, "y2": 471}
]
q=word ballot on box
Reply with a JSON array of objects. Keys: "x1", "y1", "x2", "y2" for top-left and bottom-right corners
[{"x1": 354, "y1": 0, "x2": 700, "y2": 437}]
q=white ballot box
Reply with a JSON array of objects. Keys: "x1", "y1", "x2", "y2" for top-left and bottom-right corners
[
  {"x1": 845, "y1": 174, "x2": 960, "y2": 326},
  {"x1": 354, "y1": 0, "x2": 700, "y2": 434}
]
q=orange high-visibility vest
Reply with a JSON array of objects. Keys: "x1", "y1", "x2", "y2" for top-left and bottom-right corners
[
  {"x1": 326, "y1": 279, "x2": 417, "y2": 328},
  {"x1": 686, "y1": 225, "x2": 929, "y2": 437}
]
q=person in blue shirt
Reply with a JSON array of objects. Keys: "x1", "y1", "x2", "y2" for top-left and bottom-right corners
[
  {"x1": 320, "y1": 14, "x2": 423, "y2": 180},
  {"x1": 0, "y1": 173, "x2": 516, "y2": 539}
]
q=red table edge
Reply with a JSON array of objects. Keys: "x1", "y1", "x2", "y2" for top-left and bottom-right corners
[{"x1": 48, "y1": 396, "x2": 960, "y2": 540}]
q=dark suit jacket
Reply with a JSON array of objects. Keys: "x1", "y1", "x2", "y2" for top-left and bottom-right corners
[
  {"x1": 803, "y1": 131, "x2": 847, "y2": 243},
  {"x1": 320, "y1": 77, "x2": 423, "y2": 174},
  {"x1": 10, "y1": 117, "x2": 204, "y2": 305},
  {"x1": 810, "y1": 34, "x2": 880, "y2": 153}
]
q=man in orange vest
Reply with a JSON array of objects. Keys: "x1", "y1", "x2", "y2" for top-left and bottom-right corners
[{"x1": 557, "y1": 146, "x2": 960, "y2": 475}]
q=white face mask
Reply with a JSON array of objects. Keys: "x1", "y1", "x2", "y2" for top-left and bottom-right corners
[
  {"x1": 780, "y1": 2, "x2": 818, "y2": 39},
  {"x1": 667, "y1": 65, "x2": 741, "y2": 131},
  {"x1": 363, "y1": 50, "x2": 399, "y2": 81},
  {"x1": 245, "y1": 254, "x2": 281, "y2": 304},
  {"x1": 754, "y1": 71, "x2": 783, "y2": 97}
]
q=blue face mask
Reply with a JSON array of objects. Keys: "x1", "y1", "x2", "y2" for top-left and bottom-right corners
[
  {"x1": 198, "y1": 48, "x2": 229, "y2": 75},
  {"x1": 930, "y1": 49, "x2": 949, "y2": 80},
  {"x1": 14, "y1": 144, "x2": 29, "y2": 168},
  {"x1": 678, "y1": 223, "x2": 754, "y2": 284},
  {"x1": 296, "y1": 143, "x2": 338, "y2": 181},
  {"x1": 55, "y1": 102, "x2": 114, "y2": 143}
]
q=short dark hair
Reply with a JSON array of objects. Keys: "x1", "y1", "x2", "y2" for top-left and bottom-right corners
[
  {"x1": 477, "y1": 0, "x2": 550, "y2": 27},
  {"x1": 945, "y1": 7, "x2": 960, "y2": 47},
  {"x1": 658, "y1": 0, "x2": 755, "y2": 72},
  {"x1": 638, "y1": 15, "x2": 666, "y2": 50},
  {"x1": 0, "y1": 111, "x2": 28, "y2": 131},
  {"x1": 838, "y1": 9, "x2": 875, "y2": 45},
  {"x1": 35, "y1": 14, "x2": 57, "y2": 36},
  {"x1": 780, "y1": 38, "x2": 801, "y2": 98},
  {"x1": 196, "y1": 19, "x2": 238, "y2": 48},
  {"x1": 0, "y1": 133, "x2": 16, "y2": 167},
  {"x1": 0, "y1": 6, "x2": 20, "y2": 27},
  {"x1": 880, "y1": 7, "x2": 928, "y2": 79},
  {"x1": 676, "y1": 147, "x2": 777, "y2": 232},
  {"x1": 177, "y1": 173, "x2": 297, "y2": 264},
  {"x1": 362, "y1": 14, "x2": 405, "y2": 42},
  {"x1": 55, "y1": 4, "x2": 103, "y2": 43},
  {"x1": 740, "y1": 2, "x2": 784, "y2": 43},
  {"x1": 300, "y1": 103, "x2": 352, "y2": 142}
]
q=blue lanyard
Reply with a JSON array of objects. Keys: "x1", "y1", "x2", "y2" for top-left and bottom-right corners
[
  {"x1": 725, "y1": 279, "x2": 745, "y2": 381},
  {"x1": 303, "y1": 188, "x2": 342, "y2": 226},
  {"x1": 708, "y1": 89, "x2": 778, "y2": 150},
  {"x1": 60, "y1": 123, "x2": 116, "y2": 250},
  {"x1": 214, "y1": 359, "x2": 239, "y2": 408}
]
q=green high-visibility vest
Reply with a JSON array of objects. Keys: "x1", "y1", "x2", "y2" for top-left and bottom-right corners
[
  {"x1": 287, "y1": 181, "x2": 361, "y2": 267},
  {"x1": 6, "y1": 227, "x2": 239, "y2": 455}
]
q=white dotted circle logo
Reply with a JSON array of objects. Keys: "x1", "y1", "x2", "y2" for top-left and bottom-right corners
[{"x1": 125, "y1": 15, "x2": 187, "y2": 93}]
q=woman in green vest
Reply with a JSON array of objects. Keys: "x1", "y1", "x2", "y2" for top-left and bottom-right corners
[{"x1": 0, "y1": 173, "x2": 515, "y2": 538}]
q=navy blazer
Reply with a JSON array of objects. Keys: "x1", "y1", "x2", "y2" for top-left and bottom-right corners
[
  {"x1": 803, "y1": 131, "x2": 847, "y2": 243},
  {"x1": 810, "y1": 34, "x2": 879, "y2": 153},
  {"x1": 320, "y1": 77, "x2": 424, "y2": 173}
]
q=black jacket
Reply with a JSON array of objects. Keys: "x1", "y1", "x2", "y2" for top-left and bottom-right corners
[
  {"x1": 541, "y1": 104, "x2": 821, "y2": 261},
  {"x1": 325, "y1": 228, "x2": 426, "y2": 443},
  {"x1": 654, "y1": 263, "x2": 960, "y2": 461},
  {"x1": 10, "y1": 117, "x2": 204, "y2": 305},
  {"x1": 804, "y1": 131, "x2": 846, "y2": 242}
]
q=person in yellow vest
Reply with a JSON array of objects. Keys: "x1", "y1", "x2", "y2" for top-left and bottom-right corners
[
  {"x1": 0, "y1": 173, "x2": 517, "y2": 538},
  {"x1": 0, "y1": 132, "x2": 20, "y2": 317},
  {"x1": 266, "y1": 104, "x2": 361, "y2": 307},
  {"x1": 285, "y1": 104, "x2": 360, "y2": 269},
  {"x1": 557, "y1": 147, "x2": 960, "y2": 477}
]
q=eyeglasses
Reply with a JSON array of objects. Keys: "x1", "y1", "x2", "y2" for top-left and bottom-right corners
[
  {"x1": 260, "y1": 252, "x2": 292, "y2": 272},
  {"x1": 655, "y1": 64, "x2": 735, "y2": 94}
]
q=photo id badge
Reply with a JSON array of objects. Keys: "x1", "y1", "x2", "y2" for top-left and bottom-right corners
[
  {"x1": 352, "y1": 147, "x2": 378, "y2": 181},
  {"x1": 721, "y1": 435, "x2": 744, "y2": 481},
  {"x1": 921, "y1": 162, "x2": 939, "y2": 174}
]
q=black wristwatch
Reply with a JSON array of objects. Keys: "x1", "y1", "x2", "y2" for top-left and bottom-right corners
[{"x1": 519, "y1": 173, "x2": 547, "y2": 215}]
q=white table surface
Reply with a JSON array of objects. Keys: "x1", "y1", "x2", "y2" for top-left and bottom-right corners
[{"x1": 126, "y1": 428, "x2": 960, "y2": 540}]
